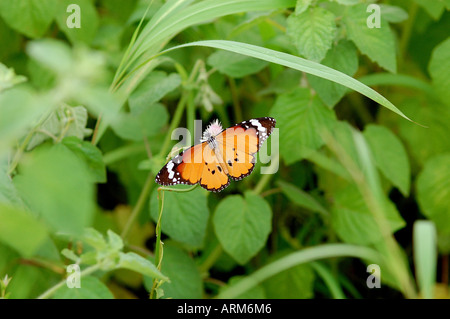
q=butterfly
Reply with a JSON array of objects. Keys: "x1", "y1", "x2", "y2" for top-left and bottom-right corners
[{"x1": 155, "y1": 117, "x2": 276, "y2": 192}]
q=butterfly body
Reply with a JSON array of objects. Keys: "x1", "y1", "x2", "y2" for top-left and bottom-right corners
[{"x1": 155, "y1": 117, "x2": 276, "y2": 192}]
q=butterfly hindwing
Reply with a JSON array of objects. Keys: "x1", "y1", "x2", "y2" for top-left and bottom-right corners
[{"x1": 199, "y1": 144, "x2": 230, "y2": 192}]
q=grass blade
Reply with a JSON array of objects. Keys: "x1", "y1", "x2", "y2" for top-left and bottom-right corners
[
  {"x1": 216, "y1": 243, "x2": 380, "y2": 298},
  {"x1": 413, "y1": 220, "x2": 437, "y2": 299},
  {"x1": 161, "y1": 40, "x2": 417, "y2": 124}
]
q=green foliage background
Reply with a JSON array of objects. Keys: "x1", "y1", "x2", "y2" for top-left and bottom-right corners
[{"x1": 0, "y1": 0, "x2": 449, "y2": 299}]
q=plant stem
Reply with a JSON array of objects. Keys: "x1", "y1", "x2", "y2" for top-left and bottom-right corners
[
  {"x1": 36, "y1": 264, "x2": 101, "y2": 299},
  {"x1": 199, "y1": 244, "x2": 223, "y2": 274},
  {"x1": 399, "y1": 2, "x2": 418, "y2": 66},
  {"x1": 121, "y1": 172, "x2": 154, "y2": 239},
  {"x1": 228, "y1": 77, "x2": 242, "y2": 123},
  {"x1": 103, "y1": 144, "x2": 147, "y2": 166}
]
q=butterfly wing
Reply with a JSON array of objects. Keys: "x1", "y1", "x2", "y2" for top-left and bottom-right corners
[
  {"x1": 215, "y1": 117, "x2": 276, "y2": 181},
  {"x1": 198, "y1": 143, "x2": 230, "y2": 192},
  {"x1": 155, "y1": 141, "x2": 230, "y2": 192},
  {"x1": 155, "y1": 143, "x2": 205, "y2": 186}
]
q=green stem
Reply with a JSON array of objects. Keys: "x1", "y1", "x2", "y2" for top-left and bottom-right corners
[
  {"x1": 36, "y1": 264, "x2": 101, "y2": 299},
  {"x1": 399, "y1": 2, "x2": 418, "y2": 66},
  {"x1": 198, "y1": 244, "x2": 223, "y2": 274},
  {"x1": 103, "y1": 144, "x2": 146, "y2": 166},
  {"x1": 228, "y1": 77, "x2": 242, "y2": 123},
  {"x1": 121, "y1": 172, "x2": 154, "y2": 239},
  {"x1": 158, "y1": 92, "x2": 189, "y2": 158}
]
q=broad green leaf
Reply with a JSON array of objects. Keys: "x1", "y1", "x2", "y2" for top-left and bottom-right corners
[
  {"x1": 262, "y1": 251, "x2": 315, "y2": 299},
  {"x1": 380, "y1": 4, "x2": 409, "y2": 23},
  {"x1": 0, "y1": 63, "x2": 26, "y2": 93},
  {"x1": 399, "y1": 99, "x2": 450, "y2": 167},
  {"x1": 0, "y1": 203, "x2": 48, "y2": 257},
  {"x1": 144, "y1": 244, "x2": 202, "y2": 298},
  {"x1": 26, "y1": 39, "x2": 73, "y2": 75},
  {"x1": 207, "y1": 50, "x2": 269, "y2": 78},
  {"x1": 0, "y1": 168, "x2": 24, "y2": 207},
  {"x1": 7, "y1": 264, "x2": 54, "y2": 299},
  {"x1": 27, "y1": 105, "x2": 92, "y2": 151},
  {"x1": 307, "y1": 40, "x2": 358, "y2": 107},
  {"x1": 331, "y1": 185, "x2": 405, "y2": 245},
  {"x1": 286, "y1": 7, "x2": 336, "y2": 62},
  {"x1": 277, "y1": 180, "x2": 328, "y2": 216},
  {"x1": 118, "y1": 252, "x2": 168, "y2": 281},
  {"x1": 53, "y1": 276, "x2": 114, "y2": 299},
  {"x1": 428, "y1": 37, "x2": 450, "y2": 106},
  {"x1": 62, "y1": 136, "x2": 106, "y2": 183},
  {"x1": 344, "y1": 4, "x2": 397, "y2": 73},
  {"x1": 14, "y1": 144, "x2": 95, "y2": 235},
  {"x1": 0, "y1": 0, "x2": 57, "y2": 38},
  {"x1": 163, "y1": 40, "x2": 414, "y2": 123},
  {"x1": 111, "y1": 103, "x2": 168, "y2": 141},
  {"x1": 213, "y1": 191, "x2": 272, "y2": 264},
  {"x1": 270, "y1": 88, "x2": 336, "y2": 165},
  {"x1": 0, "y1": 87, "x2": 50, "y2": 154},
  {"x1": 294, "y1": 0, "x2": 312, "y2": 15},
  {"x1": 363, "y1": 124, "x2": 410, "y2": 196},
  {"x1": 149, "y1": 187, "x2": 209, "y2": 247},
  {"x1": 413, "y1": 0, "x2": 445, "y2": 20},
  {"x1": 413, "y1": 221, "x2": 437, "y2": 299},
  {"x1": 55, "y1": 0, "x2": 99, "y2": 44},
  {"x1": 416, "y1": 154, "x2": 450, "y2": 237},
  {"x1": 107, "y1": 230, "x2": 124, "y2": 252},
  {"x1": 128, "y1": 71, "x2": 181, "y2": 112}
]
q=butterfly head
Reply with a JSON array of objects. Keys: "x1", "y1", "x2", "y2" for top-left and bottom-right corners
[{"x1": 201, "y1": 119, "x2": 223, "y2": 143}]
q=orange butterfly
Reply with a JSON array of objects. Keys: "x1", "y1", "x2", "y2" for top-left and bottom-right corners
[{"x1": 155, "y1": 117, "x2": 276, "y2": 192}]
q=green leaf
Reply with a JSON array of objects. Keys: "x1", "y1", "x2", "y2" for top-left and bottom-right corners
[
  {"x1": 55, "y1": 0, "x2": 99, "y2": 44},
  {"x1": 412, "y1": 0, "x2": 445, "y2": 20},
  {"x1": 0, "y1": 0, "x2": 57, "y2": 38},
  {"x1": 379, "y1": 4, "x2": 409, "y2": 23},
  {"x1": 0, "y1": 203, "x2": 48, "y2": 257},
  {"x1": 294, "y1": 0, "x2": 312, "y2": 15},
  {"x1": 363, "y1": 124, "x2": 410, "y2": 196},
  {"x1": 270, "y1": 88, "x2": 336, "y2": 165},
  {"x1": 14, "y1": 144, "x2": 95, "y2": 235},
  {"x1": 26, "y1": 39, "x2": 73, "y2": 75},
  {"x1": 331, "y1": 185, "x2": 405, "y2": 245},
  {"x1": 286, "y1": 7, "x2": 336, "y2": 62},
  {"x1": 53, "y1": 276, "x2": 114, "y2": 299},
  {"x1": 413, "y1": 221, "x2": 437, "y2": 299},
  {"x1": 399, "y1": 99, "x2": 450, "y2": 167},
  {"x1": 262, "y1": 251, "x2": 315, "y2": 299},
  {"x1": 62, "y1": 136, "x2": 106, "y2": 183},
  {"x1": 213, "y1": 191, "x2": 272, "y2": 264},
  {"x1": 107, "y1": 230, "x2": 124, "y2": 252},
  {"x1": 144, "y1": 244, "x2": 202, "y2": 298},
  {"x1": 164, "y1": 40, "x2": 415, "y2": 124},
  {"x1": 428, "y1": 37, "x2": 450, "y2": 106},
  {"x1": 0, "y1": 63, "x2": 26, "y2": 93},
  {"x1": 118, "y1": 252, "x2": 168, "y2": 281},
  {"x1": 111, "y1": 103, "x2": 168, "y2": 141},
  {"x1": 277, "y1": 180, "x2": 328, "y2": 216},
  {"x1": 416, "y1": 154, "x2": 450, "y2": 237},
  {"x1": 128, "y1": 71, "x2": 181, "y2": 113},
  {"x1": 149, "y1": 187, "x2": 209, "y2": 247},
  {"x1": 0, "y1": 87, "x2": 49, "y2": 154},
  {"x1": 207, "y1": 50, "x2": 269, "y2": 78},
  {"x1": 307, "y1": 40, "x2": 358, "y2": 107},
  {"x1": 344, "y1": 4, "x2": 397, "y2": 73}
]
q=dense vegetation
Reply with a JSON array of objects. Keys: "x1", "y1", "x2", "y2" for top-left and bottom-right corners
[{"x1": 0, "y1": 0, "x2": 449, "y2": 299}]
